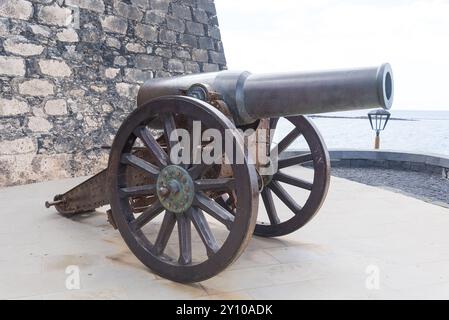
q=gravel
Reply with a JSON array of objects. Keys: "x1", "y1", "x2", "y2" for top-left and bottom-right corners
[{"x1": 330, "y1": 167, "x2": 449, "y2": 208}]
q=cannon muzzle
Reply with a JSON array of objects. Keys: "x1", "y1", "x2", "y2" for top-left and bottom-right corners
[{"x1": 137, "y1": 63, "x2": 393, "y2": 125}]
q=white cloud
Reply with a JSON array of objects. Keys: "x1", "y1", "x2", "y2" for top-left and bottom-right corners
[{"x1": 215, "y1": 0, "x2": 449, "y2": 110}]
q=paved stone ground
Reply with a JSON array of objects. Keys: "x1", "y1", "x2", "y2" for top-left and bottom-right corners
[
  {"x1": 1, "y1": 167, "x2": 449, "y2": 299},
  {"x1": 331, "y1": 167, "x2": 449, "y2": 208}
]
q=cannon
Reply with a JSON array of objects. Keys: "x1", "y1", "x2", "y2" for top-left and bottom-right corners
[{"x1": 45, "y1": 63, "x2": 394, "y2": 282}]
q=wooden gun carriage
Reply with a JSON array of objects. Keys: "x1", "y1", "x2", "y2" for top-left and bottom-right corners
[{"x1": 46, "y1": 64, "x2": 394, "y2": 282}]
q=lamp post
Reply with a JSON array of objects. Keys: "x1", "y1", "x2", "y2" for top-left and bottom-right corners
[{"x1": 367, "y1": 109, "x2": 391, "y2": 149}]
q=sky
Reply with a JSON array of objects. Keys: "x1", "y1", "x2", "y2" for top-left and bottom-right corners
[{"x1": 215, "y1": 0, "x2": 449, "y2": 111}]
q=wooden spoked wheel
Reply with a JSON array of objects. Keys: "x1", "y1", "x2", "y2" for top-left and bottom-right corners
[
  {"x1": 107, "y1": 96, "x2": 259, "y2": 283},
  {"x1": 253, "y1": 116, "x2": 331, "y2": 237}
]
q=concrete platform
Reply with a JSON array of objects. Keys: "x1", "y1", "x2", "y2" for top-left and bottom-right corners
[{"x1": 1, "y1": 167, "x2": 449, "y2": 300}]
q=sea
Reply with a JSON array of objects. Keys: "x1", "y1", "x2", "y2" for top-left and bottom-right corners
[{"x1": 274, "y1": 110, "x2": 449, "y2": 157}]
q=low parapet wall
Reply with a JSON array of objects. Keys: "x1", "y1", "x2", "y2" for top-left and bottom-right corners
[{"x1": 285, "y1": 149, "x2": 449, "y2": 179}]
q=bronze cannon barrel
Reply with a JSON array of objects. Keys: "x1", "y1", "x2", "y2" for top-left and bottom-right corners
[{"x1": 137, "y1": 63, "x2": 394, "y2": 125}]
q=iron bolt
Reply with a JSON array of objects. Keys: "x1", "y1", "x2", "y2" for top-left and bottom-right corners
[
  {"x1": 168, "y1": 180, "x2": 181, "y2": 194},
  {"x1": 159, "y1": 186, "x2": 170, "y2": 197}
]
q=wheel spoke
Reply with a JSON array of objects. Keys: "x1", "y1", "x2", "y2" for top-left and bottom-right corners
[
  {"x1": 119, "y1": 184, "x2": 156, "y2": 198},
  {"x1": 154, "y1": 211, "x2": 176, "y2": 255},
  {"x1": 269, "y1": 181, "x2": 302, "y2": 214},
  {"x1": 261, "y1": 188, "x2": 280, "y2": 225},
  {"x1": 215, "y1": 196, "x2": 235, "y2": 215},
  {"x1": 130, "y1": 201, "x2": 164, "y2": 230},
  {"x1": 274, "y1": 172, "x2": 313, "y2": 191},
  {"x1": 187, "y1": 207, "x2": 220, "y2": 257},
  {"x1": 195, "y1": 178, "x2": 235, "y2": 192},
  {"x1": 177, "y1": 214, "x2": 192, "y2": 265},
  {"x1": 134, "y1": 126, "x2": 168, "y2": 168},
  {"x1": 194, "y1": 193, "x2": 234, "y2": 229},
  {"x1": 278, "y1": 153, "x2": 313, "y2": 169},
  {"x1": 272, "y1": 127, "x2": 301, "y2": 155},
  {"x1": 121, "y1": 153, "x2": 159, "y2": 179}
]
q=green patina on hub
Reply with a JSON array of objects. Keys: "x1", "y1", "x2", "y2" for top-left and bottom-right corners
[{"x1": 156, "y1": 165, "x2": 195, "y2": 213}]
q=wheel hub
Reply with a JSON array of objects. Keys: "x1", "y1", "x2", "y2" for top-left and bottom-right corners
[{"x1": 156, "y1": 165, "x2": 194, "y2": 213}]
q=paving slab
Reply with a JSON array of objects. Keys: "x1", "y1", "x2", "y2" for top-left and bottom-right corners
[{"x1": 0, "y1": 167, "x2": 448, "y2": 299}]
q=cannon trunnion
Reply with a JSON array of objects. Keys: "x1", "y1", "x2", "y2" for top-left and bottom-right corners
[{"x1": 46, "y1": 64, "x2": 394, "y2": 283}]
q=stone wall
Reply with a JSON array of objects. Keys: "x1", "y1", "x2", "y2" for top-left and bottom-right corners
[{"x1": 0, "y1": 0, "x2": 226, "y2": 187}]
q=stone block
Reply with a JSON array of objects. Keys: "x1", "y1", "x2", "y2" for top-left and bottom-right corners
[
  {"x1": 186, "y1": 21, "x2": 204, "y2": 36},
  {"x1": 124, "y1": 68, "x2": 153, "y2": 83},
  {"x1": 208, "y1": 25, "x2": 221, "y2": 40},
  {"x1": 134, "y1": 54, "x2": 163, "y2": 70},
  {"x1": 150, "y1": 0, "x2": 170, "y2": 12},
  {"x1": 105, "y1": 36, "x2": 122, "y2": 49},
  {"x1": 101, "y1": 15, "x2": 128, "y2": 34},
  {"x1": 126, "y1": 42, "x2": 146, "y2": 53},
  {"x1": 4, "y1": 36, "x2": 44, "y2": 56},
  {"x1": 28, "y1": 116, "x2": 52, "y2": 132},
  {"x1": 154, "y1": 47, "x2": 172, "y2": 58},
  {"x1": 198, "y1": 36, "x2": 214, "y2": 49},
  {"x1": 197, "y1": 0, "x2": 216, "y2": 14},
  {"x1": 0, "y1": 137, "x2": 35, "y2": 155},
  {"x1": 0, "y1": 56, "x2": 26, "y2": 76},
  {"x1": 167, "y1": 59, "x2": 184, "y2": 73},
  {"x1": 30, "y1": 24, "x2": 51, "y2": 37},
  {"x1": 209, "y1": 50, "x2": 226, "y2": 64},
  {"x1": 135, "y1": 23, "x2": 158, "y2": 41},
  {"x1": 114, "y1": 0, "x2": 144, "y2": 21},
  {"x1": 38, "y1": 5, "x2": 73, "y2": 27},
  {"x1": 192, "y1": 48, "x2": 208, "y2": 62},
  {"x1": 179, "y1": 33, "x2": 197, "y2": 47},
  {"x1": 0, "y1": 0, "x2": 33, "y2": 21},
  {"x1": 171, "y1": 3, "x2": 192, "y2": 20},
  {"x1": 104, "y1": 68, "x2": 120, "y2": 79},
  {"x1": 19, "y1": 79, "x2": 55, "y2": 97},
  {"x1": 175, "y1": 49, "x2": 190, "y2": 59},
  {"x1": 184, "y1": 61, "x2": 200, "y2": 74},
  {"x1": 166, "y1": 16, "x2": 185, "y2": 32},
  {"x1": 114, "y1": 56, "x2": 127, "y2": 66},
  {"x1": 31, "y1": 153, "x2": 72, "y2": 181},
  {"x1": 116, "y1": 82, "x2": 139, "y2": 98},
  {"x1": 44, "y1": 99, "x2": 67, "y2": 116},
  {"x1": 202, "y1": 63, "x2": 219, "y2": 72},
  {"x1": 159, "y1": 29, "x2": 177, "y2": 44},
  {"x1": 0, "y1": 98, "x2": 29, "y2": 116},
  {"x1": 145, "y1": 10, "x2": 166, "y2": 25},
  {"x1": 90, "y1": 84, "x2": 107, "y2": 93},
  {"x1": 56, "y1": 28, "x2": 79, "y2": 42},
  {"x1": 192, "y1": 8, "x2": 208, "y2": 24},
  {"x1": 38, "y1": 59, "x2": 72, "y2": 78}
]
